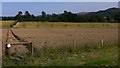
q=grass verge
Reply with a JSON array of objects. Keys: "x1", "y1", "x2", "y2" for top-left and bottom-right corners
[{"x1": 2, "y1": 42, "x2": 118, "y2": 66}]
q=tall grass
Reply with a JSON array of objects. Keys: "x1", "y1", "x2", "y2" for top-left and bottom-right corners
[
  {"x1": 2, "y1": 20, "x2": 16, "y2": 28},
  {"x1": 2, "y1": 42, "x2": 118, "y2": 66}
]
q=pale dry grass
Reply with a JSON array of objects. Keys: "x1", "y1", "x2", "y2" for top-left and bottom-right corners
[
  {"x1": 16, "y1": 22, "x2": 118, "y2": 28},
  {"x1": 2, "y1": 20, "x2": 16, "y2": 28},
  {"x1": 8, "y1": 45, "x2": 28, "y2": 56},
  {"x1": 2, "y1": 28, "x2": 118, "y2": 51}
]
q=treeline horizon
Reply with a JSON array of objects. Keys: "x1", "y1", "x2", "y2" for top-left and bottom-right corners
[{"x1": 2, "y1": 7, "x2": 120, "y2": 23}]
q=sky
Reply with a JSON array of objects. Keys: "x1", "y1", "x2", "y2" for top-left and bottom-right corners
[
  {"x1": 2, "y1": 2, "x2": 118, "y2": 16},
  {"x1": 1, "y1": 0, "x2": 120, "y2": 2}
]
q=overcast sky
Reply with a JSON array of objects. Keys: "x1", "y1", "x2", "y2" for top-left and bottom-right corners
[{"x1": 2, "y1": 2, "x2": 118, "y2": 16}]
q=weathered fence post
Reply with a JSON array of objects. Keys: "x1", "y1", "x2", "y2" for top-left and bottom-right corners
[
  {"x1": 101, "y1": 38, "x2": 104, "y2": 46},
  {"x1": 73, "y1": 40, "x2": 76, "y2": 46}
]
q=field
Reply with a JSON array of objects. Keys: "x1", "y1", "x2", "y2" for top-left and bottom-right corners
[
  {"x1": 1, "y1": 20, "x2": 119, "y2": 66},
  {"x1": 15, "y1": 22, "x2": 118, "y2": 28},
  {"x1": 1, "y1": 20, "x2": 16, "y2": 28}
]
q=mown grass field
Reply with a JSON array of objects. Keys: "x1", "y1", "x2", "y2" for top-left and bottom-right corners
[{"x1": 1, "y1": 20, "x2": 119, "y2": 66}]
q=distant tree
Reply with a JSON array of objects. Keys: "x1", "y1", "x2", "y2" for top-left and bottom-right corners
[
  {"x1": 50, "y1": 13, "x2": 59, "y2": 22},
  {"x1": 2, "y1": 16, "x2": 15, "y2": 20},
  {"x1": 15, "y1": 11, "x2": 24, "y2": 22},
  {"x1": 41, "y1": 11, "x2": 46, "y2": 22},
  {"x1": 60, "y1": 10, "x2": 78, "y2": 22},
  {"x1": 114, "y1": 12, "x2": 120, "y2": 22},
  {"x1": 24, "y1": 11, "x2": 33, "y2": 21},
  {"x1": 46, "y1": 14, "x2": 51, "y2": 22},
  {"x1": 25, "y1": 11, "x2": 30, "y2": 16},
  {"x1": 31, "y1": 14, "x2": 36, "y2": 21}
]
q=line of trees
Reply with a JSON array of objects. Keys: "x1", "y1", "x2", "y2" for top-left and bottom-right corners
[
  {"x1": 14, "y1": 11, "x2": 81, "y2": 22},
  {"x1": 2, "y1": 8, "x2": 120, "y2": 23}
]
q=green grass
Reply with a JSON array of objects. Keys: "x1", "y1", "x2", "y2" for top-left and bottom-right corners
[{"x1": 2, "y1": 42, "x2": 118, "y2": 66}]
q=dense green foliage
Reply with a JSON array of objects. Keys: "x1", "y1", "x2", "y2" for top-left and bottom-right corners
[{"x1": 2, "y1": 8, "x2": 120, "y2": 22}]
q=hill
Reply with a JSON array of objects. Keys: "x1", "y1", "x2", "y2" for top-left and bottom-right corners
[
  {"x1": 77, "y1": 8, "x2": 120, "y2": 22},
  {"x1": 2, "y1": 8, "x2": 120, "y2": 22}
]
